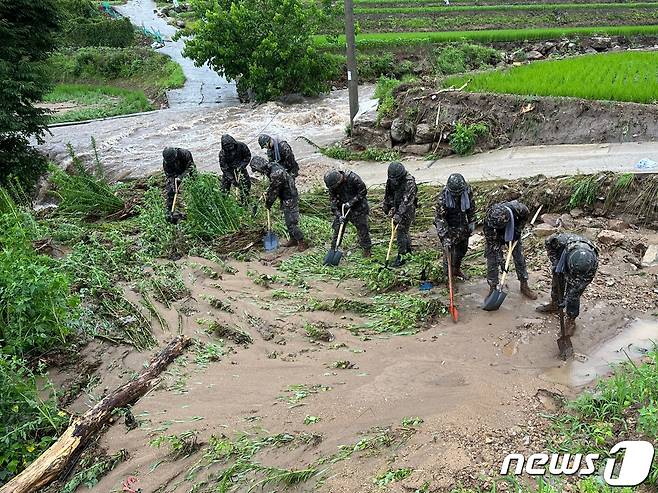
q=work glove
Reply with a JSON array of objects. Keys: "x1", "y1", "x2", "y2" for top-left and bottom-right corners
[
  {"x1": 386, "y1": 208, "x2": 394, "y2": 218},
  {"x1": 339, "y1": 215, "x2": 347, "y2": 225},
  {"x1": 392, "y1": 214, "x2": 401, "y2": 226},
  {"x1": 443, "y1": 237, "x2": 453, "y2": 250},
  {"x1": 468, "y1": 222, "x2": 475, "y2": 234}
]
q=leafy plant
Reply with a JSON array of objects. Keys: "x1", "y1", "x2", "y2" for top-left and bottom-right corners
[
  {"x1": 374, "y1": 467, "x2": 413, "y2": 486},
  {"x1": 150, "y1": 431, "x2": 199, "y2": 459},
  {"x1": 374, "y1": 76, "x2": 402, "y2": 123},
  {"x1": 568, "y1": 174, "x2": 601, "y2": 208},
  {"x1": 435, "y1": 42, "x2": 501, "y2": 75},
  {"x1": 450, "y1": 122, "x2": 488, "y2": 155},
  {"x1": 60, "y1": 449, "x2": 128, "y2": 493}
]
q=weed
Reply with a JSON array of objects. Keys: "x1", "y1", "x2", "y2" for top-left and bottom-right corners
[
  {"x1": 322, "y1": 145, "x2": 401, "y2": 162},
  {"x1": 200, "y1": 319, "x2": 253, "y2": 345},
  {"x1": 304, "y1": 415, "x2": 321, "y2": 425},
  {"x1": 304, "y1": 322, "x2": 334, "y2": 342},
  {"x1": 374, "y1": 467, "x2": 413, "y2": 486},
  {"x1": 60, "y1": 450, "x2": 128, "y2": 493},
  {"x1": 450, "y1": 122, "x2": 489, "y2": 156},
  {"x1": 144, "y1": 262, "x2": 190, "y2": 308},
  {"x1": 137, "y1": 182, "x2": 178, "y2": 257},
  {"x1": 374, "y1": 76, "x2": 402, "y2": 123},
  {"x1": 282, "y1": 384, "x2": 332, "y2": 405},
  {"x1": 568, "y1": 174, "x2": 601, "y2": 208},
  {"x1": 150, "y1": 431, "x2": 199, "y2": 460},
  {"x1": 193, "y1": 340, "x2": 224, "y2": 368},
  {"x1": 205, "y1": 296, "x2": 234, "y2": 313},
  {"x1": 401, "y1": 417, "x2": 424, "y2": 427},
  {"x1": 332, "y1": 360, "x2": 356, "y2": 369},
  {"x1": 435, "y1": 42, "x2": 501, "y2": 75}
]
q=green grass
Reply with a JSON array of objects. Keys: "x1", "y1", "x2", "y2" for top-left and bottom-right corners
[
  {"x1": 43, "y1": 84, "x2": 152, "y2": 123},
  {"x1": 315, "y1": 24, "x2": 658, "y2": 48},
  {"x1": 355, "y1": 1, "x2": 658, "y2": 13},
  {"x1": 444, "y1": 51, "x2": 658, "y2": 104}
]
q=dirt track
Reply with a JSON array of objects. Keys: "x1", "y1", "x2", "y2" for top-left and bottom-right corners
[{"x1": 48, "y1": 217, "x2": 658, "y2": 492}]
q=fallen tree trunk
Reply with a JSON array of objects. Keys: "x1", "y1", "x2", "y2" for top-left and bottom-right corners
[{"x1": 0, "y1": 335, "x2": 191, "y2": 493}]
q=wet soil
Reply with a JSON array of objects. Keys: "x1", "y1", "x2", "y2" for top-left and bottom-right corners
[{"x1": 47, "y1": 216, "x2": 658, "y2": 492}]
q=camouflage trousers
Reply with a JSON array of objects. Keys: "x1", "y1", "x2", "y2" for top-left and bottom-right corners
[
  {"x1": 485, "y1": 238, "x2": 529, "y2": 287},
  {"x1": 282, "y1": 198, "x2": 304, "y2": 242},
  {"x1": 221, "y1": 168, "x2": 251, "y2": 204},
  {"x1": 332, "y1": 210, "x2": 371, "y2": 250}
]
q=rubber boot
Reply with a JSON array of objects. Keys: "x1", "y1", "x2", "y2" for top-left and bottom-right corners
[
  {"x1": 455, "y1": 268, "x2": 470, "y2": 281},
  {"x1": 536, "y1": 301, "x2": 559, "y2": 313},
  {"x1": 363, "y1": 248, "x2": 372, "y2": 258},
  {"x1": 297, "y1": 240, "x2": 308, "y2": 252},
  {"x1": 520, "y1": 280, "x2": 537, "y2": 300},
  {"x1": 282, "y1": 238, "x2": 298, "y2": 248},
  {"x1": 391, "y1": 254, "x2": 405, "y2": 268},
  {"x1": 565, "y1": 316, "x2": 576, "y2": 337}
]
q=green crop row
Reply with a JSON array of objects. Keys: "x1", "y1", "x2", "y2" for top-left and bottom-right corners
[
  {"x1": 443, "y1": 50, "x2": 658, "y2": 103},
  {"x1": 355, "y1": 1, "x2": 658, "y2": 14},
  {"x1": 315, "y1": 24, "x2": 658, "y2": 48}
]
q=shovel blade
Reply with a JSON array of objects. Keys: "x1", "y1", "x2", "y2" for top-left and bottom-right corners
[
  {"x1": 449, "y1": 304, "x2": 459, "y2": 322},
  {"x1": 557, "y1": 336, "x2": 574, "y2": 361},
  {"x1": 323, "y1": 248, "x2": 343, "y2": 266},
  {"x1": 264, "y1": 231, "x2": 279, "y2": 252},
  {"x1": 482, "y1": 289, "x2": 507, "y2": 311}
]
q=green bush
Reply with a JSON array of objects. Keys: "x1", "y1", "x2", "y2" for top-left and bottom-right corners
[
  {"x1": 62, "y1": 17, "x2": 135, "y2": 48},
  {"x1": 0, "y1": 355, "x2": 68, "y2": 482},
  {"x1": 449, "y1": 122, "x2": 488, "y2": 155},
  {"x1": 435, "y1": 43, "x2": 501, "y2": 75},
  {"x1": 374, "y1": 76, "x2": 402, "y2": 123},
  {"x1": 357, "y1": 52, "x2": 395, "y2": 81},
  {"x1": 0, "y1": 190, "x2": 77, "y2": 357}
]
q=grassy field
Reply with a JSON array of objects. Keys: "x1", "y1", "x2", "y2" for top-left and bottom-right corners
[
  {"x1": 43, "y1": 84, "x2": 153, "y2": 123},
  {"x1": 355, "y1": 2, "x2": 658, "y2": 14},
  {"x1": 316, "y1": 24, "x2": 658, "y2": 48},
  {"x1": 443, "y1": 50, "x2": 658, "y2": 103}
]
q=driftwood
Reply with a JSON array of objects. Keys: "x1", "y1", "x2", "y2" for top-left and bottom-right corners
[
  {"x1": 412, "y1": 81, "x2": 470, "y2": 101},
  {"x1": 0, "y1": 336, "x2": 191, "y2": 493}
]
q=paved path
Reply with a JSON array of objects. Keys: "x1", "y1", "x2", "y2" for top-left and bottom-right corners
[{"x1": 116, "y1": 0, "x2": 239, "y2": 107}]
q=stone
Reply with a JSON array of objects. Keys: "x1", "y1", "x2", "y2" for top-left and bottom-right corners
[
  {"x1": 526, "y1": 50, "x2": 544, "y2": 61},
  {"x1": 176, "y1": 20, "x2": 186, "y2": 28},
  {"x1": 390, "y1": 117, "x2": 413, "y2": 144},
  {"x1": 534, "y1": 223, "x2": 557, "y2": 238},
  {"x1": 642, "y1": 244, "x2": 658, "y2": 268},
  {"x1": 401, "y1": 143, "x2": 431, "y2": 156},
  {"x1": 606, "y1": 218, "x2": 628, "y2": 232},
  {"x1": 414, "y1": 123, "x2": 435, "y2": 144},
  {"x1": 540, "y1": 213, "x2": 560, "y2": 227},
  {"x1": 569, "y1": 207, "x2": 584, "y2": 218},
  {"x1": 557, "y1": 213, "x2": 575, "y2": 229},
  {"x1": 589, "y1": 36, "x2": 612, "y2": 50},
  {"x1": 597, "y1": 229, "x2": 625, "y2": 246}
]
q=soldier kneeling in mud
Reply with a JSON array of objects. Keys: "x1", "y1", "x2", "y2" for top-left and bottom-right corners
[
  {"x1": 162, "y1": 146, "x2": 196, "y2": 223},
  {"x1": 219, "y1": 134, "x2": 251, "y2": 204},
  {"x1": 382, "y1": 162, "x2": 418, "y2": 267},
  {"x1": 484, "y1": 200, "x2": 537, "y2": 299},
  {"x1": 250, "y1": 156, "x2": 307, "y2": 252},
  {"x1": 324, "y1": 169, "x2": 372, "y2": 257},
  {"x1": 537, "y1": 233, "x2": 599, "y2": 354},
  {"x1": 434, "y1": 173, "x2": 475, "y2": 280},
  {"x1": 258, "y1": 134, "x2": 299, "y2": 178}
]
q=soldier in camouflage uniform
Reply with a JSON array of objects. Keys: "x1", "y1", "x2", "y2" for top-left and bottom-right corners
[
  {"x1": 434, "y1": 173, "x2": 475, "y2": 279},
  {"x1": 162, "y1": 146, "x2": 196, "y2": 223},
  {"x1": 250, "y1": 156, "x2": 307, "y2": 252},
  {"x1": 219, "y1": 134, "x2": 251, "y2": 203},
  {"x1": 537, "y1": 233, "x2": 599, "y2": 337},
  {"x1": 258, "y1": 134, "x2": 299, "y2": 178},
  {"x1": 323, "y1": 169, "x2": 372, "y2": 257},
  {"x1": 483, "y1": 200, "x2": 537, "y2": 299},
  {"x1": 382, "y1": 162, "x2": 417, "y2": 267}
]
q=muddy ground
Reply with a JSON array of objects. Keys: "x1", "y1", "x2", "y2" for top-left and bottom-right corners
[{"x1": 45, "y1": 205, "x2": 658, "y2": 493}]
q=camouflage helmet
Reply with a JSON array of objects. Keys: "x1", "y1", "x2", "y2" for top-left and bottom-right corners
[
  {"x1": 250, "y1": 155, "x2": 270, "y2": 175},
  {"x1": 324, "y1": 170, "x2": 343, "y2": 190},
  {"x1": 447, "y1": 173, "x2": 466, "y2": 194},
  {"x1": 162, "y1": 147, "x2": 177, "y2": 164},
  {"x1": 258, "y1": 134, "x2": 271, "y2": 149},
  {"x1": 567, "y1": 248, "x2": 596, "y2": 275},
  {"x1": 487, "y1": 204, "x2": 510, "y2": 229},
  {"x1": 387, "y1": 161, "x2": 406, "y2": 180}
]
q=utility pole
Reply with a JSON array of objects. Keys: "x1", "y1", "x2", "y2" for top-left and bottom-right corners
[{"x1": 344, "y1": 0, "x2": 359, "y2": 128}]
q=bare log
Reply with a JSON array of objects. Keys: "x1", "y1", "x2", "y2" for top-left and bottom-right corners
[{"x1": 0, "y1": 336, "x2": 191, "y2": 493}]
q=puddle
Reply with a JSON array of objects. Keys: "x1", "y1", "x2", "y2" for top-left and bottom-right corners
[{"x1": 542, "y1": 319, "x2": 658, "y2": 387}]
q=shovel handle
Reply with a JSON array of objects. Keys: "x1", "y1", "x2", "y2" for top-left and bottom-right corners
[
  {"x1": 498, "y1": 240, "x2": 518, "y2": 288},
  {"x1": 171, "y1": 178, "x2": 179, "y2": 213},
  {"x1": 385, "y1": 218, "x2": 398, "y2": 262},
  {"x1": 266, "y1": 209, "x2": 271, "y2": 231},
  {"x1": 335, "y1": 204, "x2": 350, "y2": 249}
]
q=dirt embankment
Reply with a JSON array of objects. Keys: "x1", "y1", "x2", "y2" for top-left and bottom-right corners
[{"x1": 352, "y1": 88, "x2": 658, "y2": 156}]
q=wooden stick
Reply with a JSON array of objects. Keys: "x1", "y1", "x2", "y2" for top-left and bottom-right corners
[{"x1": 0, "y1": 336, "x2": 191, "y2": 493}]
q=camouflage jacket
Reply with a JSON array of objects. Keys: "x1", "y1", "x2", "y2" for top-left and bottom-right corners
[
  {"x1": 163, "y1": 148, "x2": 195, "y2": 178},
  {"x1": 329, "y1": 171, "x2": 369, "y2": 216},
  {"x1": 383, "y1": 173, "x2": 417, "y2": 219},
  {"x1": 266, "y1": 164, "x2": 298, "y2": 209},
  {"x1": 546, "y1": 233, "x2": 599, "y2": 304},
  {"x1": 219, "y1": 141, "x2": 251, "y2": 176},
  {"x1": 267, "y1": 140, "x2": 299, "y2": 178},
  {"x1": 483, "y1": 200, "x2": 529, "y2": 246},
  {"x1": 434, "y1": 185, "x2": 475, "y2": 239}
]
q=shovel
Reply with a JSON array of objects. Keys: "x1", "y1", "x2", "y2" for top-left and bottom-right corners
[
  {"x1": 556, "y1": 277, "x2": 574, "y2": 360},
  {"x1": 324, "y1": 205, "x2": 349, "y2": 266},
  {"x1": 446, "y1": 247, "x2": 459, "y2": 322},
  {"x1": 383, "y1": 218, "x2": 399, "y2": 268},
  {"x1": 482, "y1": 240, "x2": 518, "y2": 311},
  {"x1": 171, "y1": 177, "x2": 180, "y2": 213},
  {"x1": 264, "y1": 209, "x2": 279, "y2": 251}
]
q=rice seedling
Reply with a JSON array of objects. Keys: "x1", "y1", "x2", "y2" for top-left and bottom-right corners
[
  {"x1": 355, "y1": 2, "x2": 658, "y2": 14},
  {"x1": 444, "y1": 51, "x2": 658, "y2": 104},
  {"x1": 50, "y1": 143, "x2": 124, "y2": 217},
  {"x1": 374, "y1": 467, "x2": 413, "y2": 486}
]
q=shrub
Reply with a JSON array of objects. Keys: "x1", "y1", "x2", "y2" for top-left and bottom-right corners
[
  {"x1": 180, "y1": 0, "x2": 340, "y2": 102},
  {"x1": 449, "y1": 122, "x2": 488, "y2": 155},
  {"x1": 0, "y1": 355, "x2": 68, "y2": 482},
  {"x1": 61, "y1": 17, "x2": 135, "y2": 48},
  {"x1": 374, "y1": 76, "x2": 402, "y2": 123},
  {"x1": 435, "y1": 43, "x2": 501, "y2": 75},
  {"x1": 357, "y1": 52, "x2": 395, "y2": 81}
]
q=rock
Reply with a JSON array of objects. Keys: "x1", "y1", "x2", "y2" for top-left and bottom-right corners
[
  {"x1": 534, "y1": 223, "x2": 557, "y2": 238},
  {"x1": 390, "y1": 118, "x2": 413, "y2": 143},
  {"x1": 469, "y1": 233, "x2": 484, "y2": 248},
  {"x1": 569, "y1": 208, "x2": 584, "y2": 218},
  {"x1": 585, "y1": 48, "x2": 598, "y2": 54},
  {"x1": 511, "y1": 49, "x2": 526, "y2": 62},
  {"x1": 176, "y1": 20, "x2": 186, "y2": 28},
  {"x1": 611, "y1": 45, "x2": 623, "y2": 52},
  {"x1": 540, "y1": 213, "x2": 560, "y2": 227},
  {"x1": 642, "y1": 244, "x2": 658, "y2": 268},
  {"x1": 567, "y1": 42, "x2": 576, "y2": 49},
  {"x1": 526, "y1": 50, "x2": 544, "y2": 61},
  {"x1": 606, "y1": 218, "x2": 628, "y2": 232},
  {"x1": 589, "y1": 36, "x2": 612, "y2": 51},
  {"x1": 414, "y1": 123, "x2": 435, "y2": 144},
  {"x1": 401, "y1": 143, "x2": 431, "y2": 156},
  {"x1": 597, "y1": 229, "x2": 625, "y2": 246},
  {"x1": 557, "y1": 213, "x2": 575, "y2": 229}
]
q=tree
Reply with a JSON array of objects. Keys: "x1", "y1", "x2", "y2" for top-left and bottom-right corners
[
  {"x1": 180, "y1": 0, "x2": 340, "y2": 102},
  {"x1": 0, "y1": 0, "x2": 60, "y2": 194}
]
